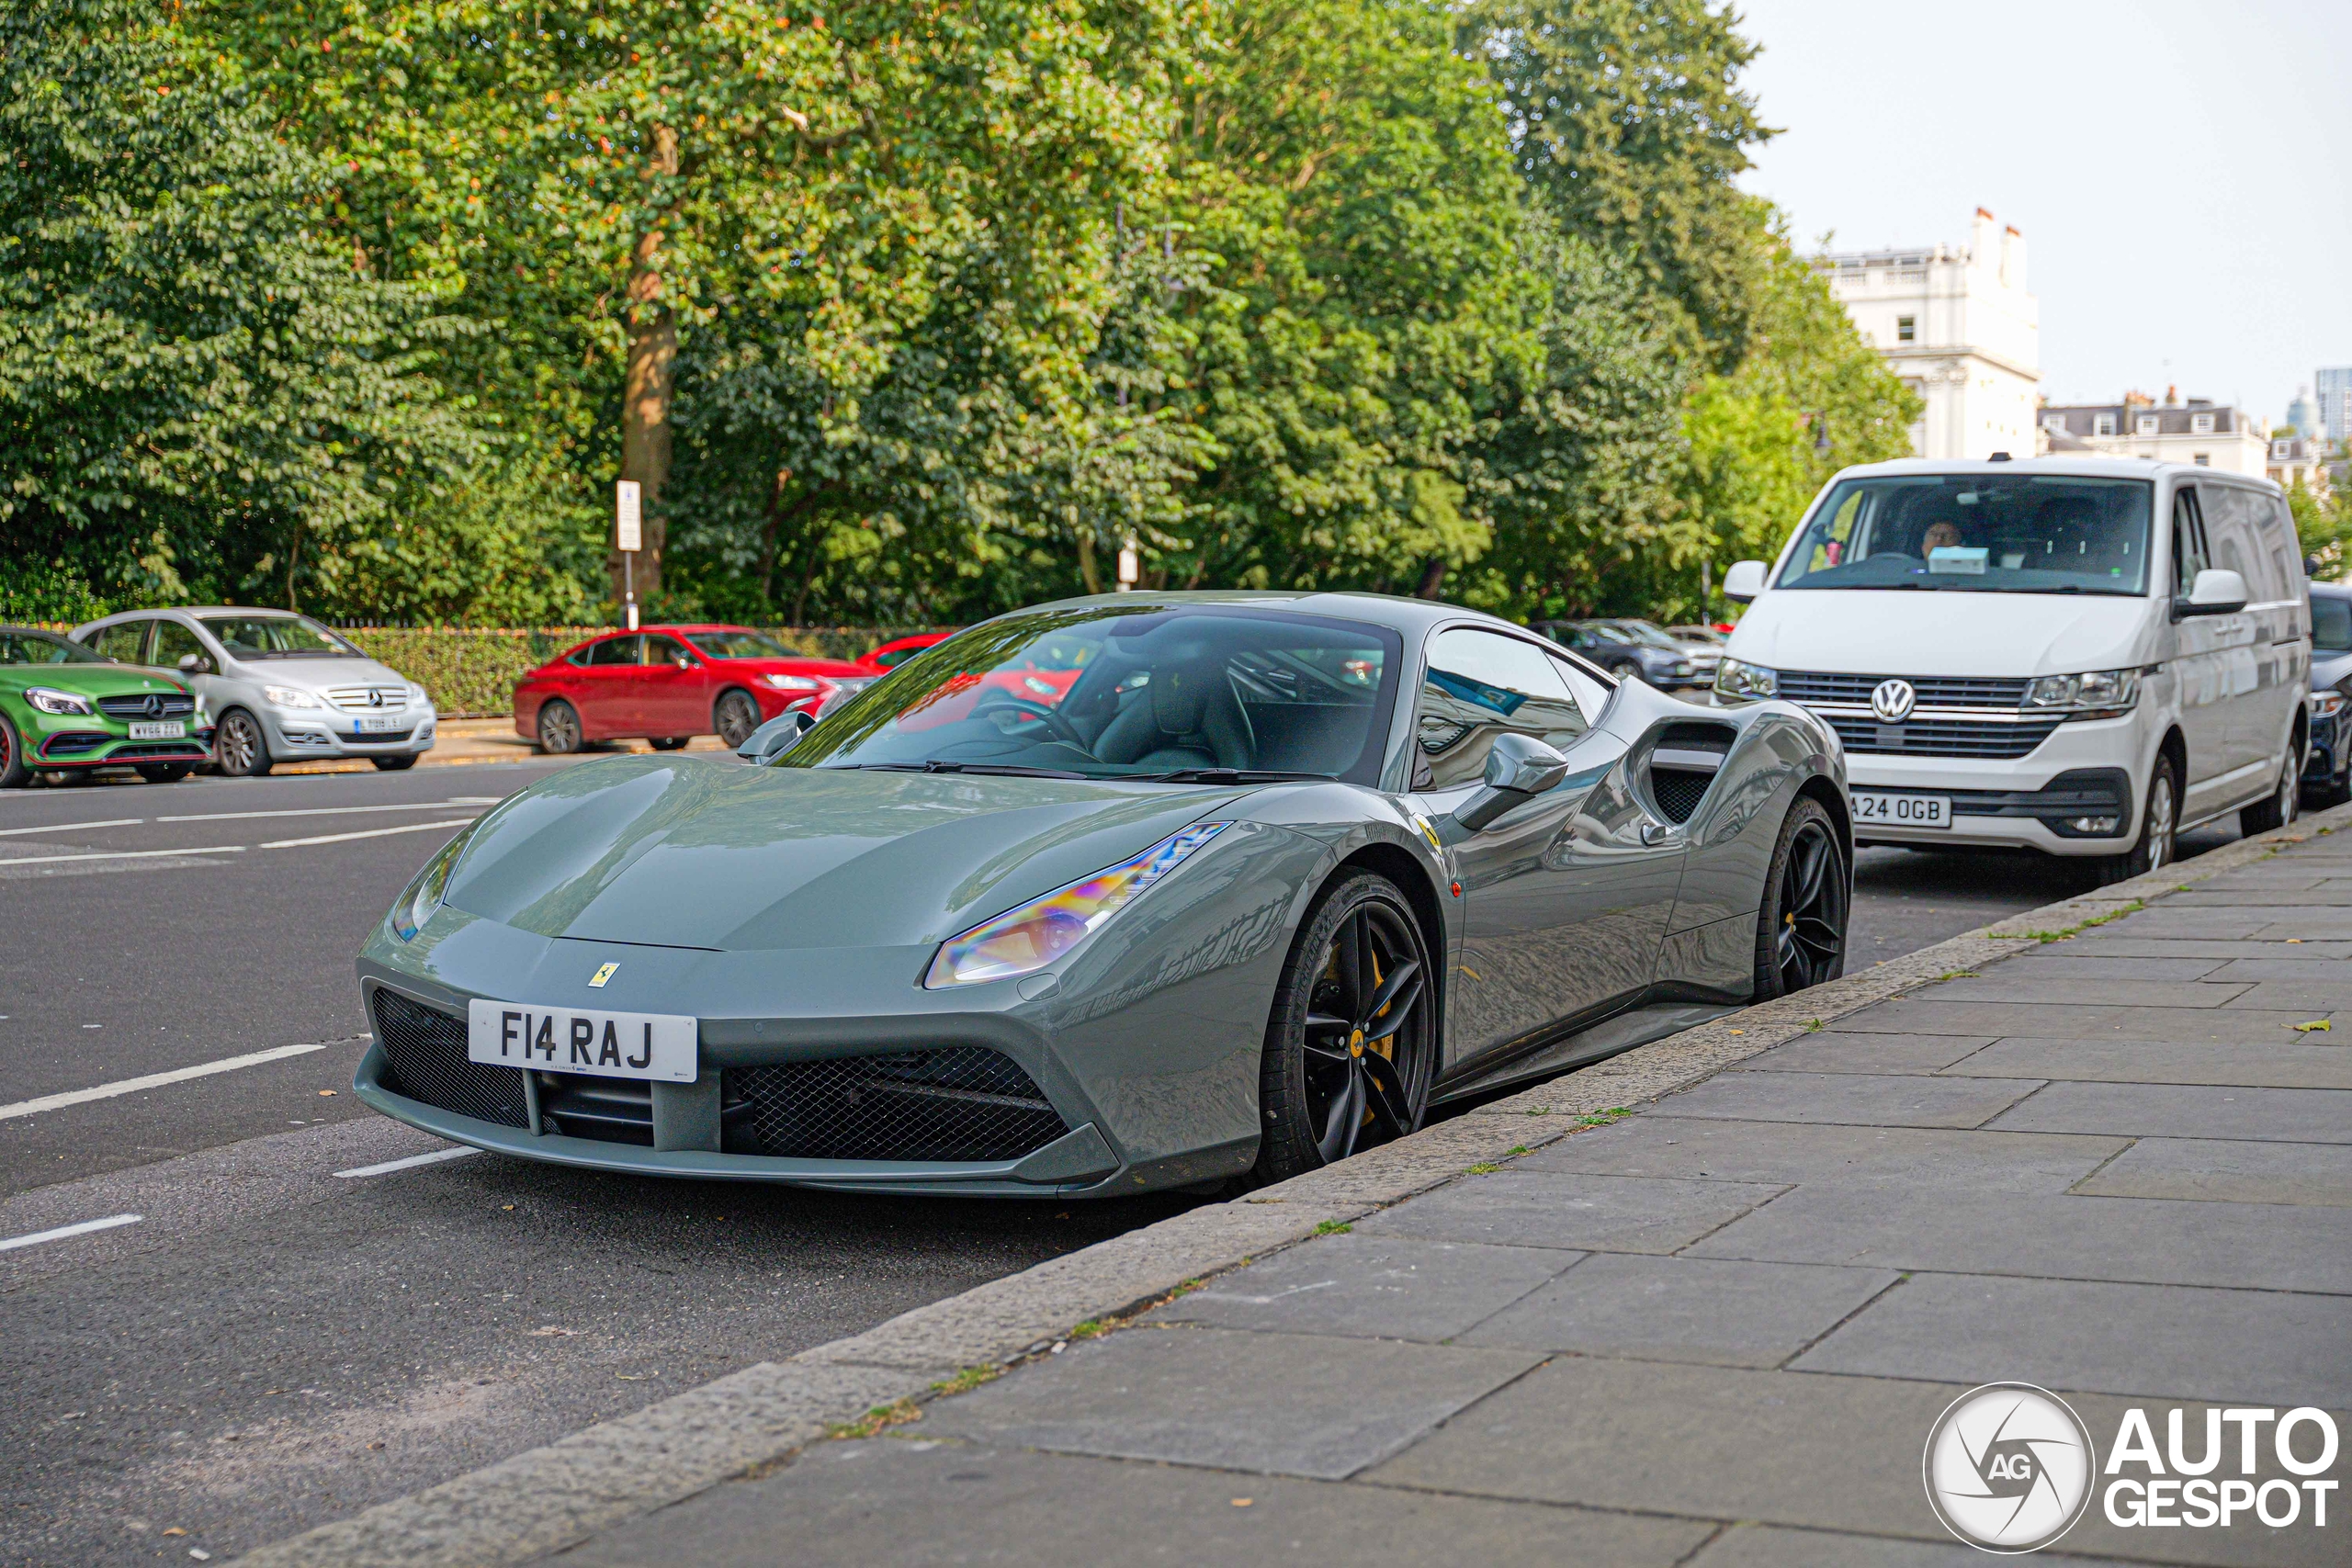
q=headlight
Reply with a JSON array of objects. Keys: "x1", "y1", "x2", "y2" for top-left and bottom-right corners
[
  {"x1": 1713, "y1": 658, "x2": 1778, "y2": 701},
  {"x1": 406, "y1": 683, "x2": 430, "y2": 705},
  {"x1": 764, "y1": 672, "x2": 823, "y2": 693},
  {"x1": 2314, "y1": 691, "x2": 2346, "y2": 720},
  {"x1": 24, "y1": 686, "x2": 93, "y2": 716},
  {"x1": 2023, "y1": 668, "x2": 2140, "y2": 718},
  {"x1": 265, "y1": 684, "x2": 322, "y2": 709},
  {"x1": 924, "y1": 823, "x2": 1228, "y2": 988},
  {"x1": 389, "y1": 820, "x2": 481, "y2": 942}
]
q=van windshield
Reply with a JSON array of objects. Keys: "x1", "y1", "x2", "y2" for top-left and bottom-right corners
[{"x1": 1777, "y1": 474, "x2": 2154, "y2": 597}]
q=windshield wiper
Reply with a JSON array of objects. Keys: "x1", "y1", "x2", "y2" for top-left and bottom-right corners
[
  {"x1": 1129, "y1": 768, "x2": 1325, "y2": 784},
  {"x1": 840, "y1": 761, "x2": 1091, "y2": 779}
]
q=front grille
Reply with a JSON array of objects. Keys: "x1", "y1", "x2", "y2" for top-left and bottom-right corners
[
  {"x1": 1825, "y1": 715, "x2": 2061, "y2": 760},
  {"x1": 724, "y1": 1048, "x2": 1068, "y2": 1163},
  {"x1": 325, "y1": 684, "x2": 410, "y2": 712},
  {"x1": 337, "y1": 728, "x2": 413, "y2": 745},
  {"x1": 370, "y1": 989, "x2": 529, "y2": 1129},
  {"x1": 95, "y1": 693, "x2": 196, "y2": 719},
  {"x1": 540, "y1": 1076, "x2": 653, "y2": 1145},
  {"x1": 39, "y1": 731, "x2": 111, "y2": 756},
  {"x1": 1778, "y1": 671, "x2": 2030, "y2": 708}
]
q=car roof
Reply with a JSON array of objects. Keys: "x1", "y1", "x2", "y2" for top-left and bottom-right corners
[
  {"x1": 2310, "y1": 580, "x2": 2352, "y2": 600},
  {"x1": 971, "y1": 590, "x2": 1537, "y2": 644}
]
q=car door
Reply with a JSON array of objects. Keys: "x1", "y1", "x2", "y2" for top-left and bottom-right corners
[
  {"x1": 1409, "y1": 626, "x2": 1682, "y2": 1066},
  {"x1": 637, "y1": 634, "x2": 712, "y2": 736},
  {"x1": 148, "y1": 617, "x2": 230, "y2": 716},
  {"x1": 2198, "y1": 481, "x2": 2280, "y2": 786},
  {"x1": 2166, "y1": 485, "x2": 2234, "y2": 815},
  {"x1": 571, "y1": 634, "x2": 642, "y2": 739}
]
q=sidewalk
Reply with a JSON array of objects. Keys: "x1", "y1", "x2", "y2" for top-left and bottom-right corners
[{"x1": 244, "y1": 821, "x2": 2352, "y2": 1568}]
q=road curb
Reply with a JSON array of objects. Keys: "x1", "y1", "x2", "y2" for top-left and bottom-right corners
[{"x1": 233, "y1": 800, "x2": 2352, "y2": 1566}]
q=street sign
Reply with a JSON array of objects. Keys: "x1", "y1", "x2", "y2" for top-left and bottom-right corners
[{"x1": 616, "y1": 481, "x2": 642, "y2": 553}]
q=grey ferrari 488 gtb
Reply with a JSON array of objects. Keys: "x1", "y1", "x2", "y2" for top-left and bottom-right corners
[{"x1": 356, "y1": 593, "x2": 1849, "y2": 1197}]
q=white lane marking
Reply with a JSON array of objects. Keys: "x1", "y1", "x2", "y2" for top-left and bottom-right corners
[
  {"x1": 0, "y1": 818, "x2": 144, "y2": 837},
  {"x1": 0, "y1": 1042, "x2": 330, "y2": 1121},
  {"x1": 0, "y1": 844, "x2": 245, "y2": 867},
  {"x1": 0, "y1": 1213, "x2": 142, "y2": 1253},
  {"x1": 259, "y1": 818, "x2": 475, "y2": 850},
  {"x1": 335, "y1": 1147, "x2": 481, "y2": 1179},
  {"x1": 161, "y1": 801, "x2": 490, "y2": 824}
]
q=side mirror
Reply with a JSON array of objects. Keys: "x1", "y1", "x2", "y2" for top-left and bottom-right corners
[
  {"x1": 1722, "y1": 560, "x2": 1769, "y2": 603},
  {"x1": 1450, "y1": 732, "x2": 1572, "y2": 834},
  {"x1": 737, "y1": 708, "x2": 815, "y2": 764},
  {"x1": 2175, "y1": 568, "x2": 2248, "y2": 619},
  {"x1": 177, "y1": 653, "x2": 213, "y2": 676}
]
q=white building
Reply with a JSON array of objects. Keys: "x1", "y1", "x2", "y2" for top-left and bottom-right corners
[
  {"x1": 2269, "y1": 434, "x2": 2332, "y2": 502},
  {"x1": 1821, "y1": 208, "x2": 2041, "y2": 461},
  {"x1": 2038, "y1": 392, "x2": 2270, "y2": 476}
]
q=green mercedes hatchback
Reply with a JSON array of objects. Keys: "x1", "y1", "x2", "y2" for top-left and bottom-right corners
[{"x1": 0, "y1": 626, "x2": 212, "y2": 786}]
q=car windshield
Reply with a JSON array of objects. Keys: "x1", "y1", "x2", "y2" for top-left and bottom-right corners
[
  {"x1": 198, "y1": 614, "x2": 360, "y2": 658},
  {"x1": 788, "y1": 605, "x2": 1402, "y2": 783},
  {"x1": 1778, "y1": 474, "x2": 2154, "y2": 596},
  {"x1": 684, "y1": 629, "x2": 793, "y2": 660},
  {"x1": 0, "y1": 629, "x2": 107, "y2": 665},
  {"x1": 2313, "y1": 596, "x2": 2352, "y2": 655}
]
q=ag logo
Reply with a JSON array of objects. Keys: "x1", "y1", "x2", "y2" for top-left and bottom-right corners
[
  {"x1": 1925, "y1": 1382, "x2": 2096, "y2": 1553},
  {"x1": 1871, "y1": 678, "x2": 1917, "y2": 722}
]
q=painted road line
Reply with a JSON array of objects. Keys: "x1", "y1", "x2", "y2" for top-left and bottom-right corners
[
  {"x1": 161, "y1": 801, "x2": 493, "y2": 824},
  {"x1": 0, "y1": 1042, "x2": 332, "y2": 1121},
  {"x1": 335, "y1": 1147, "x2": 481, "y2": 1179},
  {"x1": 259, "y1": 818, "x2": 476, "y2": 850},
  {"x1": 0, "y1": 818, "x2": 143, "y2": 837},
  {"x1": 0, "y1": 844, "x2": 245, "y2": 867},
  {"x1": 0, "y1": 1213, "x2": 142, "y2": 1253}
]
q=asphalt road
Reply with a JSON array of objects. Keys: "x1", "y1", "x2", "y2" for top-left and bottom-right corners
[{"x1": 0, "y1": 758, "x2": 2245, "y2": 1563}]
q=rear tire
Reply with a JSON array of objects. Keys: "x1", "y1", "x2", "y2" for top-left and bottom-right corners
[
  {"x1": 136, "y1": 763, "x2": 193, "y2": 784},
  {"x1": 537, "y1": 700, "x2": 582, "y2": 755},
  {"x1": 1752, "y1": 795, "x2": 1849, "y2": 1001},
  {"x1": 2240, "y1": 750, "x2": 2300, "y2": 837},
  {"x1": 1609, "y1": 660, "x2": 1643, "y2": 682},
  {"x1": 215, "y1": 709, "x2": 272, "y2": 777},
  {"x1": 714, "y1": 690, "x2": 761, "y2": 749},
  {"x1": 0, "y1": 712, "x2": 28, "y2": 789},
  {"x1": 371, "y1": 753, "x2": 419, "y2": 772},
  {"x1": 2096, "y1": 756, "x2": 2177, "y2": 885}
]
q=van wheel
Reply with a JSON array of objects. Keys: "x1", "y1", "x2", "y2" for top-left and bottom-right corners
[
  {"x1": 2097, "y1": 758, "x2": 2177, "y2": 885},
  {"x1": 2240, "y1": 752, "x2": 2300, "y2": 837}
]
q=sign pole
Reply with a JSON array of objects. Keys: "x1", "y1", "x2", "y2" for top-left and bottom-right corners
[{"x1": 616, "y1": 481, "x2": 642, "y2": 631}]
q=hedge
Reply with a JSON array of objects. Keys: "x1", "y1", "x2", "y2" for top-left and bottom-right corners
[{"x1": 338, "y1": 626, "x2": 953, "y2": 717}]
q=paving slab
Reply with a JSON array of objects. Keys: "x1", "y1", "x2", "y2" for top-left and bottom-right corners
[
  {"x1": 2166, "y1": 888, "x2": 2352, "y2": 906},
  {"x1": 2207, "y1": 956, "x2": 2352, "y2": 978},
  {"x1": 2083, "y1": 908, "x2": 2280, "y2": 939},
  {"x1": 2002, "y1": 954, "x2": 2235, "y2": 979},
  {"x1": 1684, "y1": 1523, "x2": 2103, "y2": 1567},
  {"x1": 1353, "y1": 1171, "x2": 1785, "y2": 1254},
  {"x1": 1727, "y1": 1032, "x2": 1999, "y2": 1075},
  {"x1": 1455, "y1": 1253, "x2": 1897, "y2": 1368},
  {"x1": 1987, "y1": 1081, "x2": 2352, "y2": 1143},
  {"x1": 2218, "y1": 978, "x2": 2352, "y2": 1012},
  {"x1": 1942, "y1": 1038, "x2": 2352, "y2": 1090},
  {"x1": 549, "y1": 1437, "x2": 1716, "y2": 1568},
  {"x1": 919, "y1": 1324, "x2": 1542, "y2": 1480},
  {"x1": 1655, "y1": 1069, "x2": 2045, "y2": 1128},
  {"x1": 1792, "y1": 1272, "x2": 2352, "y2": 1405},
  {"x1": 1833, "y1": 999, "x2": 2335, "y2": 1042},
  {"x1": 2253, "y1": 914, "x2": 2352, "y2": 938},
  {"x1": 2058, "y1": 936, "x2": 2352, "y2": 961},
  {"x1": 1922, "y1": 976, "x2": 2253, "y2": 1007},
  {"x1": 1517, "y1": 1116, "x2": 2125, "y2": 1193},
  {"x1": 1686, "y1": 1187, "x2": 2352, "y2": 1293},
  {"x1": 2070, "y1": 1136, "x2": 2352, "y2": 1206},
  {"x1": 1149, "y1": 1235, "x2": 1573, "y2": 1342}
]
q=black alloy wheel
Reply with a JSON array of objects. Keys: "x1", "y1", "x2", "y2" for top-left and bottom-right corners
[
  {"x1": 215, "y1": 709, "x2": 272, "y2": 777},
  {"x1": 649, "y1": 737, "x2": 691, "y2": 751},
  {"x1": 136, "y1": 763, "x2": 193, "y2": 784},
  {"x1": 1753, "y1": 795, "x2": 1847, "y2": 999},
  {"x1": 537, "y1": 699, "x2": 582, "y2": 755},
  {"x1": 371, "y1": 753, "x2": 419, "y2": 772},
  {"x1": 0, "y1": 712, "x2": 27, "y2": 789},
  {"x1": 1255, "y1": 874, "x2": 1436, "y2": 1185},
  {"x1": 714, "y1": 689, "x2": 761, "y2": 749}
]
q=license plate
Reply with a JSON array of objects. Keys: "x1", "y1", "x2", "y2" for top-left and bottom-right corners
[
  {"x1": 1853, "y1": 791, "x2": 1951, "y2": 829},
  {"x1": 128, "y1": 721, "x2": 186, "y2": 740},
  {"x1": 467, "y1": 1000, "x2": 698, "y2": 1083},
  {"x1": 353, "y1": 714, "x2": 402, "y2": 734}
]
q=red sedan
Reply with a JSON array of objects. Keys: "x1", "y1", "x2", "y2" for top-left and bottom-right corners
[
  {"x1": 853, "y1": 630, "x2": 953, "y2": 675},
  {"x1": 514, "y1": 626, "x2": 874, "y2": 753}
]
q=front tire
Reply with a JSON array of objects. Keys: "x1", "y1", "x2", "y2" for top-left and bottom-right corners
[
  {"x1": 0, "y1": 712, "x2": 28, "y2": 789},
  {"x1": 649, "y1": 737, "x2": 691, "y2": 751},
  {"x1": 1252, "y1": 873, "x2": 1437, "y2": 1188},
  {"x1": 537, "y1": 700, "x2": 582, "y2": 755},
  {"x1": 1753, "y1": 795, "x2": 1849, "y2": 1000},
  {"x1": 2096, "y1": 756, "x2": 2177, "y2": 885},
  {"x1": 2240, "y1": 750, "x2": 2301, "y2": 837},
  {"x1": 215, "y1": 709, "x2": 272, "y2": 777},
  {"x1": 136, "y1": 763, "x2": 193, "y2": 784},
  {"x1": 714, "y1": 689, "x2": 761, "y2": 749},
  {"x1": 371, "y1": 753, "x2": 419, "y2": 772}
]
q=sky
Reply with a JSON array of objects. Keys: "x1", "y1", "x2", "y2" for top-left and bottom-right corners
[{"x1": 1734, "y1": 0, "x2": 2352, "y2": 425}]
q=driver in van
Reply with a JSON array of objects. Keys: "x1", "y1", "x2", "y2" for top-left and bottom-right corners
[{"x1": 1921, "y1": 520, "x2": 1964, "y2": 556}]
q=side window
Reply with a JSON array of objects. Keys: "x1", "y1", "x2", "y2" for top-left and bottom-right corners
[
  {"x1": 583, "y1": 636, "x2": 640, "y2": 667},
  {"x1": 2171, "y1": 488, "x2": 2210, "y2": 597},
  {"x1": 1550, "y1": 657, "x2": 1611, "y2": 727},
  {"x1": 1413, "y1": 628, "x2": 1589, "y2": 790},
  {"x1": 2200, "y1": 487, "x2": 2258, "y2": 596},
  {"x1": 642, "y1": 634, "x2": 693, "y2": 667},
  {"x1": 88, "y1": 621, "x2": 150, "y2": 663},
  {"x1": 152, "y1": 620, "x2": 205, "y2": 671}
]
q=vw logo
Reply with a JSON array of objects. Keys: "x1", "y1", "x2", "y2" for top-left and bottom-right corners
[{"x1": 1871, "y1": 678, "x2": 1917, "y2": 723}]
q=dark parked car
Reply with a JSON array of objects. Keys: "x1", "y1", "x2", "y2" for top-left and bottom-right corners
[
  {"x1": 2306, "y1": 581, "x2": 2352, "y2": 805},
  {"x1": 512, "y1": 626, "x2": 873, "y2": 753},
  {"x1": 1531, "y1": 619, "x2": 1704, "y2": 689}
]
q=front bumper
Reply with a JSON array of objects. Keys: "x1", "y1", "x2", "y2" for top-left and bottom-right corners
[
  {"x1": 29, "y1": 720, "x2": 214, "y2": 769},
  {"x1": 1844, "y1": 713, "x2": 2153, "y2": 855},
  {"x1": 266, "y1": 707, "x2": 437, "y2": 759}
]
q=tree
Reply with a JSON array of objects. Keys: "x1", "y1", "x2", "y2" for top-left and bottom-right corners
[{"x1": 0, "y1": 0, "x2": 476, "y2": 609}]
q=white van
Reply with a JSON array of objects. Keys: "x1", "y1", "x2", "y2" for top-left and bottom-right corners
[{"x1": 1716, "y1": 458, "x2": 2308, "y2": 878}]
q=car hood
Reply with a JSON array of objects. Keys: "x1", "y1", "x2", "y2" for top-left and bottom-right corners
[
  {"x1": 0, "y1": 663, "x2": 188, "y2": 697},
  {"x1": 2314, "y1": 650, "x2": 2352, "y2": 692},
  {"x1": 445, "y1": 755, "x2": 1250, "y2": 953},
  {"x1": 1729, "y1": 591, "x2": 2154, "y2": 677},
  {"x1": 226, "y1": 656, "x2": 413, "y2": 692}
]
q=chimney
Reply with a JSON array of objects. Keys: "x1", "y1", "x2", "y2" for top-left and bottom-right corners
[
  {"x1": 1972, "y1": 207, "x2": 1998, "y2": 271},
  {"x1": 2124, "y1": 389, "x2": 2154, "y2": 409},
  {"x1": 2165, "y1": 385, "x2": 2178, "y2": 406},
  {"x1": 1999, "y1": 224, "x2": 2026, "y2": 291}
]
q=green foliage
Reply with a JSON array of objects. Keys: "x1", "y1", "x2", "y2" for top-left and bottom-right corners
[
  {"x1": 2286, "y1": 477, "x2": 2352, "y2": 580},
  {"x1": 0, "y1": 0, "x2": 478, "y2": 611}
]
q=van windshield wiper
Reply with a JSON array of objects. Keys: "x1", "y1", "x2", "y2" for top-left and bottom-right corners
[{"x1": 1128, "y1": 768, "x2": 1326, "y2": 784}]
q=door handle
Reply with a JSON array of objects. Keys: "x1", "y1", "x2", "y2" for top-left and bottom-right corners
[{"x1": 1641, "y1": 822, "x2": 1674, "y2": 847}]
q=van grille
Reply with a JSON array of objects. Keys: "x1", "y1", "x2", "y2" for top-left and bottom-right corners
[
  {"x1": 723, "y1": 1049, "x2": 1067, "y2": 1163},
  {"x1": 1778, "y1": 671, "x2": 2031, "y2": 708},
  {"x1": 1824, "y1": 715, "x2": 2061, "y2": 761}
]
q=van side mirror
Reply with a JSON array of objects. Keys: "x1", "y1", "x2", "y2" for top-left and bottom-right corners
[
  {"x1": 2175, "y1": 568, "x2": 2248, "y2": 620},
  {"x1": 1723, "y1": 560, "x2": 1768, "y2": 603},
  {"x1": 737, "y1": 708, "x2": 815, "y2": 764},
  {"x1": 1449, "y1": 733, "x2": 1572, "y2": 834},
  {"x1": 177, "y1": 652, "x2": 213, "y2": 676}
]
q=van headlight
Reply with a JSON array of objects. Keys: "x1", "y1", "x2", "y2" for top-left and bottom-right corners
[
  {"x1": 389, "y1": 821, "x2": 481, "y2": 942},
  {"x1": 2024, "y1": 668, "x2": 2140, "y2": 720},
  {"x1": 1713, "y1": 658, "x2": 1779, "y2": 701},
  {"x1": 925, "y1": 824, "x2": 1227, "y2": 987}
]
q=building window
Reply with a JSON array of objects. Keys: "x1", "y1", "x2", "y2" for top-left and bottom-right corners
[
  {"x1": 2095, "y1": 414, "x2": 2117, "y2": 436},
  {"x1": 2136, "y1": 414, "x2": 2159, "y2": 436},
  {"x1": 1895, "y1": 315, "x2": 1916, "y2": 343},
  {"x1": 2042, "y1": 413, "x2": 2066, "y2": 433},
  {"x1": 2193, "y1": 454, "x2": 2210, "y2": 467},
  {"x1": 2191, "y1": 413, "x2": 2215, "y2": 434}
]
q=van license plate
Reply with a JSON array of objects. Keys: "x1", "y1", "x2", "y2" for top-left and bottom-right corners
[
  {"x1": 1854, "y1": 791, "x2": 1950, "y2": 829},
  {"x1": 467, "y1": 1000, "x2": 698, "y2": 1083}
]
